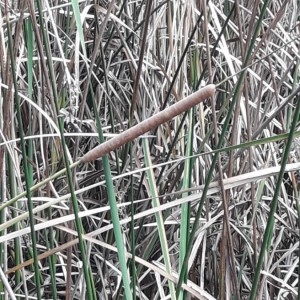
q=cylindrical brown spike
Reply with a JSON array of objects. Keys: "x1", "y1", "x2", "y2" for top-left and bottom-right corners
[{"x1": 80, "y1": 84, "x2": 216, "y2": 163}]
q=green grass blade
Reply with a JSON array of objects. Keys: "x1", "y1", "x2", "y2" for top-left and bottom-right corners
[
  {"x1": 177, "y1": 0, "x2": 271, "y2": 295},
  {"x1": 89, "y1": 88, "x2": 133, "y2": 300},
  {"x1": 249, "y1": 92, "x2": 300, "y2": 299},
  {"x1": 142, "y1": 137, "x2": 176, "y2": 300},
  {"x1": 34, "y1": 2, "x2": 96, "y2": 298},
  {"x1": 178, "y1": 110, "x2": 194, "y2": 300},
  {"x1": 5, "y1": 13, "x2": 42, "y2": 299}
]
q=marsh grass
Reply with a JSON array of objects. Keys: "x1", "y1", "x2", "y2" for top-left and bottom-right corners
[{"x1": 0, "y1": 1, "x2": 300, "y2": 299}]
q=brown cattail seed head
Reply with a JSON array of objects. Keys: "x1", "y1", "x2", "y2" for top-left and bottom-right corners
[{"x1": 80, "y1": 84, "x2": 215, "y2": 163}]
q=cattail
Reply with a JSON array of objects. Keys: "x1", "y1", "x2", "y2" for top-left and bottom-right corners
[{"x1": 80, "y1": 84, "x2": 216, "y2": 163}]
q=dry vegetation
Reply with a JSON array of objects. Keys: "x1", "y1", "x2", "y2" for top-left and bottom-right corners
[{"x1": 0, "y1": 1, "x2": 300, "y2": 299}]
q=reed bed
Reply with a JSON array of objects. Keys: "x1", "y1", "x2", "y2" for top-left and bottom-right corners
[{"x1": 0, "y1": 1, "x2": 300, "y2": 299}]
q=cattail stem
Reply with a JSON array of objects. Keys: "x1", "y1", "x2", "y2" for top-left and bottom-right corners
[{"x1": 80, "y1": 84, "x2": 216, "y2": 163}]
